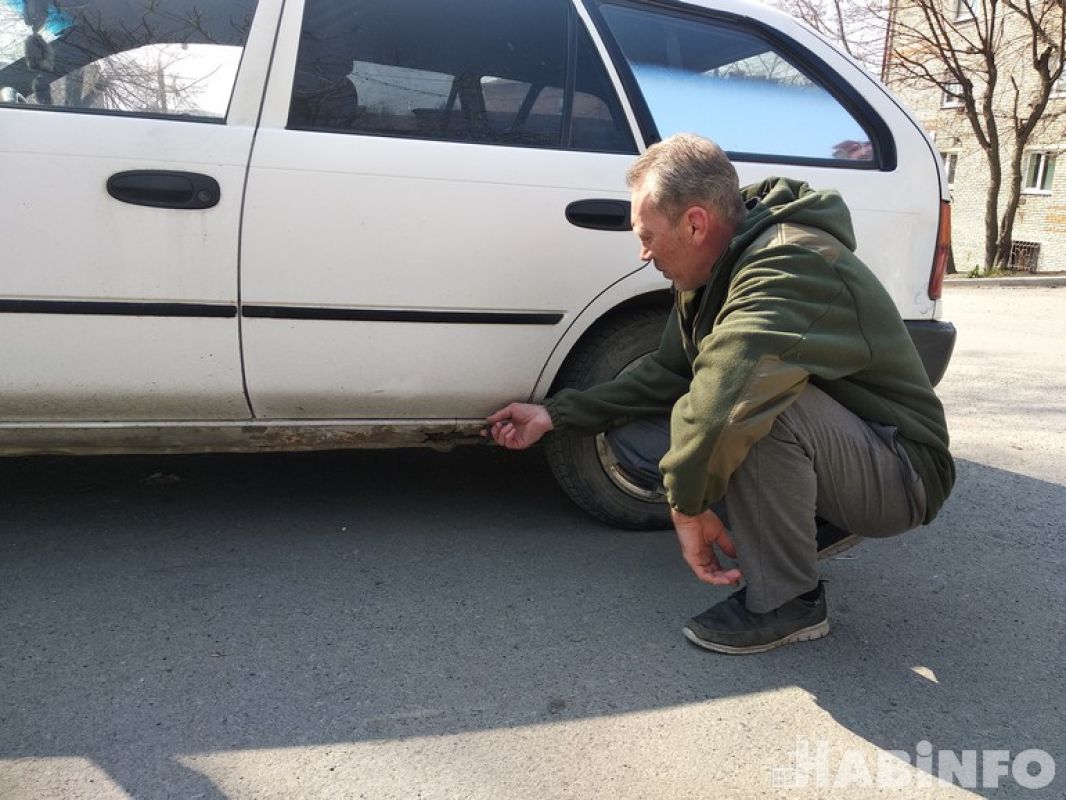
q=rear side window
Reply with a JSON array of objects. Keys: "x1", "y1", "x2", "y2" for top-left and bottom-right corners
[
  {"x1": 0, "y1": 0, "x2": 257, "y2": 120},
  {"x1": 289, "y1": 0, "x2": 636, "y2": 153},
  {"x1": 597, "y1": 2, "x2": 873, "y2": 164}
]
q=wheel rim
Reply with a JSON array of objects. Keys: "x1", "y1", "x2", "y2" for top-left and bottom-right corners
[
  {"x1": 594, "y1": 432, "x2": 665, "y2": 503},
  {"x1": 593, "y1": 351, "x2": 666, "y2": 505}
]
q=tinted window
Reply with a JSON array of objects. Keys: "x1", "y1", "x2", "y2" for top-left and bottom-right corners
[
  {"x1": 598, "y1": 3, "x2": 873, "y2": 163},
  {"x1": 290, "y1": 0, "x2": 635, "y2": 153},
  {"x1": 0, "y1": 1, "x2": 256, "y2": 119}
]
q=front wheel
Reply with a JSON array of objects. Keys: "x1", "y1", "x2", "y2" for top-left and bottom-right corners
[{"x1": 543, "y1": 307, "x2": 672, "y2": 530}]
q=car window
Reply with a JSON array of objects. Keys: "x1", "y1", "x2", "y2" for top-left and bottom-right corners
[
  {"x1": 289, "y1": 0, "x2": 635, "y2": 153},
  {"x1": 0, "y1": 0, "x2": 256, "y2": 120},
  {"x1": 597, "y1": 2, "x2": 873, "y2": 163}
]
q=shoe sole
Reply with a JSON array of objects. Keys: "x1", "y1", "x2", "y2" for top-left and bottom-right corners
[
  {"x1": 681, "y1": 618, "x2": 830, "y2": 655},
  {"x1": 817, "y1": 534, "x2": 863, "y2": 560}
]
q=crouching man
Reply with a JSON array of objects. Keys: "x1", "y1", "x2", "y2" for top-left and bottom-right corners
[{"x1": 487, "y1": 133, "x2": 954, "y2": 654}]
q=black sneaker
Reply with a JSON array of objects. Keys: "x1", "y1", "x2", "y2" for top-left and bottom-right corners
[
  {"x1": 682, "y1": 583, "x2": 829, "y2": 654},
  {"x1": 816, "y1": 518, "x2": 862, "y2": 560}
]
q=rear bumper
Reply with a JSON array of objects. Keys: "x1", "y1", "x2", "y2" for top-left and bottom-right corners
[{"x1": 906, "y1": 320, "x2": 956, "y2": 386}]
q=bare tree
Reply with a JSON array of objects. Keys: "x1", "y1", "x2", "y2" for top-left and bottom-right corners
[
  {"x1": 885, "y1": 0, "x2": 1065, "y2": 270},
  {"x1": 767, "y1": 0, "x2": 889, "y2": 73}
]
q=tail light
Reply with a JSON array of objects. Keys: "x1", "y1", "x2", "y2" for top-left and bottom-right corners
[{"x1": 929, "y1": 201, "x2": 951, "y2": 300}]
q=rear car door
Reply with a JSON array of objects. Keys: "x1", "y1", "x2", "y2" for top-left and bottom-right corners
[
  {"x1": 586, "y1": 0, "x2": 943, "y2": 321},
  {"x1": 0, "y1": 0, "x2": 278, "y2": 421},
  {"x1": 240, "y1": 0, "x2": 643, "y2": 419}
]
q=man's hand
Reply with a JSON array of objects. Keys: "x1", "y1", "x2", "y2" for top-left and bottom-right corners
[
  {"x1": 484, "y1": 403, "x2": 554, "y2": 450},
  {"x1": 671, "y1": 508, "x2": 742, "y2": 585}
]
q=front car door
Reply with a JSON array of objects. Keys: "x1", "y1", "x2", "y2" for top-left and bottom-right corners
[{"x1": 0, "y1": 0, "x2": 279, "y2": 421}]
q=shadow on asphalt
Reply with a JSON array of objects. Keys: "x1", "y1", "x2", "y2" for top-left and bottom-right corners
[{"x1": 1, "y1": 447, "x2": 1063, "y2": 798}]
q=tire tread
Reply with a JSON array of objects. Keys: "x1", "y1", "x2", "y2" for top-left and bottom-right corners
[{"x1": 544, "y1": 307, "x2": 672, "y2": 530}]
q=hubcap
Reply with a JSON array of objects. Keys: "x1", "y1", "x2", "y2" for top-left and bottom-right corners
[
  {"x1": 593, "y1": 350, "x2": 666, "y2": 505},
  {"x1": 595, "y1": 432, "x2": 665, "y2": 503}
]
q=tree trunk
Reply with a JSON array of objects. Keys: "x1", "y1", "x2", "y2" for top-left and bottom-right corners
[
  {"x1": 983, "y1": 156, "x2": 1001, "y2": 271},
  {"x1": 996, "y1": 152, "x2": 1027, "y2": 270}
]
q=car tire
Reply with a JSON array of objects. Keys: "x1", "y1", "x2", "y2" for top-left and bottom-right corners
[{"x1": 544, "y1": 307, "x2": 673, "y2": 530}]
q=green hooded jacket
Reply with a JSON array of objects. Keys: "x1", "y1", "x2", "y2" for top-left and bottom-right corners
[{"x1": 545, "y1": 177, "x2": 955, "y2": 521}]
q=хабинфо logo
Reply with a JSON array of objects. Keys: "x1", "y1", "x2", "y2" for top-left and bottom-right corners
[{"x1": 772, "y1": 738, "x2": 1056, "y2": 790}]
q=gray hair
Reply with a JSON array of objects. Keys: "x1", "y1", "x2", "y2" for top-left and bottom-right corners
[{"x1": 626, "y1": 134, "x2": 746, "y2": 226}]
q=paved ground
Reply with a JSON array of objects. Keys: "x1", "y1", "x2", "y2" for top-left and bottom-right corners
[{"x1": 1, "y1": 285, "x2": 1064, "y2": 799}]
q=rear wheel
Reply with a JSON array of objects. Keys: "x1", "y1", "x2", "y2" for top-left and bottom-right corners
[{"x1": 543, "y1": 307, "x2": 672, "y2": 530}]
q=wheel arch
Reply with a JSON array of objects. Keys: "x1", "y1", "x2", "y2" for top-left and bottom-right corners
[
  {"x1": 539, "y1": 294, "x2": 673, "y2": 530},
  {"x1": 530, "y1": 279, "x2": 672, "y2": 400}
]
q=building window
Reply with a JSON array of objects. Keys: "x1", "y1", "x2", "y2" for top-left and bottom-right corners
[
  {"x1": 1007, "y1": 241, "x2": 1040, "y2": 272},
  {"x1": 955, "y1": 0, "x2": 979, "y2": 20},
  {"x1": 941, "y1": 82, "x2": 963, "y2": 108},
  {"x1": 1050, "y1": 53, "x2": 1066, "y2": 97},
  {"x1": 1024, "y1": 152, "x2": 1056, "y2": 193},
  {"x1": 940, "y1": 152, "x2": 958, "y2": 186}
]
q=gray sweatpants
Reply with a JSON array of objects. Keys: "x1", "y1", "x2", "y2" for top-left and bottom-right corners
[{"x1": 606, "y1": 384, "x2": 927, "y2": 612}]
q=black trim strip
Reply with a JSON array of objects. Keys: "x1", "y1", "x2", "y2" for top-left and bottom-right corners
[
  {"x1": 561, "y1": 4, "x2": 579, "y2": 150},
  {"x1": 0, "y1": 299, "x2": 237, "y2": 318},
  {"x1": 0, "y1": 299, "x2": 564, "y2": 325},
  {"x1": 242, "y1": 305, "x2": 564, "y2": 325}
]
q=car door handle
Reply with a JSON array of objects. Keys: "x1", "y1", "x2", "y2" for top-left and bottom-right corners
[
  {"x1": 107, "y1": 170, "x2": 221, "y2": 210},
  {"x1": 565, "y1": 199, "x2": 631, "y2": 231}
]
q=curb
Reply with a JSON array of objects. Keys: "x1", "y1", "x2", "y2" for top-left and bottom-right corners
[{"x1": 945, "y1": 275, "x2": 1066, "y2": 288}]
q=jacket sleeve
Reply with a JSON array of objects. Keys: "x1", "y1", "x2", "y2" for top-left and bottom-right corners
[
  {"x1": 544, "y1": 307, "x2": 692, "y2": 433},
  {"x1": 661, "y1": 243, "x2": 873, "y2": 515}
]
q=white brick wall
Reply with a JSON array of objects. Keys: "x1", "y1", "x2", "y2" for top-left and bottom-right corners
[{"x1": 884, "y1": 5, "x2": 1066, "y2": 272}]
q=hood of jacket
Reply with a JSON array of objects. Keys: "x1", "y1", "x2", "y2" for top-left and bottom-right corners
[
  {"x1": 732, "y1": 177, "x2": 858, "y2": 255},
  {"x1": 686, "y1": 177, "x2": 860, "y2": 335}
]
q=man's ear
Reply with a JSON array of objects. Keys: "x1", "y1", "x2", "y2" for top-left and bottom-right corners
[{"x1": 684, "y1": 205, "x2": 711, "y2": 244}]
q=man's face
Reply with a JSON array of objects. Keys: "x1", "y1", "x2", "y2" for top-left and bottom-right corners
[{"x1": 630, "y1": 183, "x2": 713, "y2": 292}]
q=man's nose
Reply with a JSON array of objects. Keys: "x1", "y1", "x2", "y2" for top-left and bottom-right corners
[{"x1": 639, "y1": 244, "x2": 652, "y2": 262}]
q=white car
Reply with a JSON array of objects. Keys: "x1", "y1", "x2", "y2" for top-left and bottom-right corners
[{"x1": 0, "y1": 0, "x2": 954, "y2": 528}]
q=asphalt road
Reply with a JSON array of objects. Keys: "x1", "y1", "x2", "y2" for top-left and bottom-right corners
[{"x1": 1, "y1": 285, "x2": 1064, "y2": 800}]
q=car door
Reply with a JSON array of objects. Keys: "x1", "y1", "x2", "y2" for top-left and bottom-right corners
[
  {"x1": 240, "y1": 0, "x2": 645, "y2": 420},
  {"x1": 0, "y1": 0, "x2": 279, "y2": 421}
]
